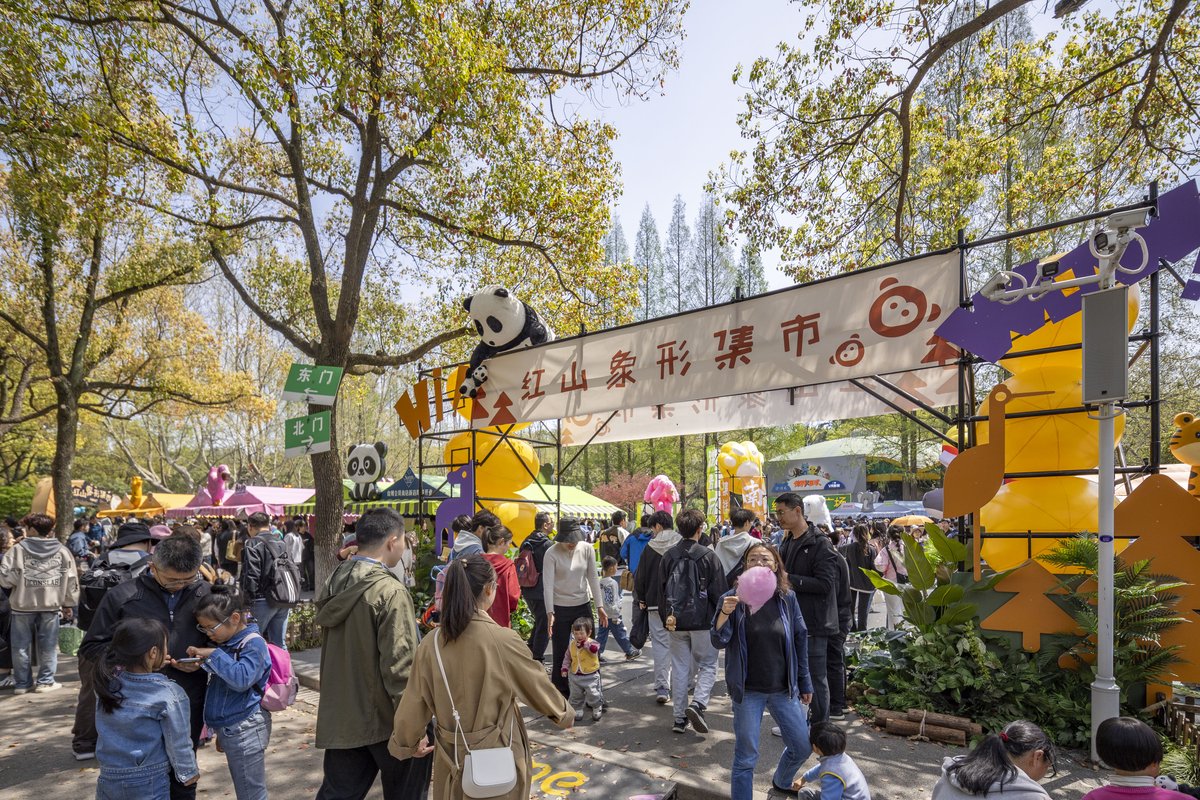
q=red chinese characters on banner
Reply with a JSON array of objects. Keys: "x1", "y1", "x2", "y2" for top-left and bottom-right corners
[
  {"x1": 521, "y1": 368, "x2": 546, "y2": 400},
  {"x1": 714, "y1": 326, "x2": 754, "y2": 370},
  {"x1": 560, "y1": 360, "x2": 588, "y2": 393},
  {"x1": 781, "y1": 313, "x2": 821, "y2": 356},
  {"x1": 657, "y1": 340, "x2": 692, "y2": 379},
  {"x1": 607, "y1": 350, "x2": 637, "y2": 390}
]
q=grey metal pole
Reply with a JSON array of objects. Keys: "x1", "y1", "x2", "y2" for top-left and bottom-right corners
[{"x1": 1091, "y1": 398, "x2": 1120, "y2": 763}]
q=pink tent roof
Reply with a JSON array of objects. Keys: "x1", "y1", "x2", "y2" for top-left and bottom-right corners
[{"x1": 166, "y1": 485, "x2": 314, "y2": 518}]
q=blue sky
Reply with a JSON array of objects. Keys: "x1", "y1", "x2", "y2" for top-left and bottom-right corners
[{"x1": 598, "y1": 0, "x2": 803, "y2": 289}]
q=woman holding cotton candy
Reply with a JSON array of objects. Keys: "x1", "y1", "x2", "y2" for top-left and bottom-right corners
[{"x1": 712, "y1": 543, "x2": 814, "y2": 800}]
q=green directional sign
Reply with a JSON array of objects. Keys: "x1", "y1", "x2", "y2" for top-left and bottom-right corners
[
  {"x1": 282, "y1": 364, "x2": 344, "y2": 405},
  {"x1": 284, "y1": 411, "x2": 332, "y2": 457}
]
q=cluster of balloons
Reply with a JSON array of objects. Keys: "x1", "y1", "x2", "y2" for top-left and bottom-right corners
[
  {"x1": 974, "y1": 274, "x2": 1139, "y2": 569},
  {"x1": 717, "y1": 441, "x2": 764, "y2": 480}
]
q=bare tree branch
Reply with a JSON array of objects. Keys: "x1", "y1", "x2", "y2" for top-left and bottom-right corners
[{"x1": 347, "y1": 325, "x2": 470, "y2": 372}]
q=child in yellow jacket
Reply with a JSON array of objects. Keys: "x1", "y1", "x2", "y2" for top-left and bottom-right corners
[{"x1": 561, "y1": 617, "x2": 603, "y2": 721}]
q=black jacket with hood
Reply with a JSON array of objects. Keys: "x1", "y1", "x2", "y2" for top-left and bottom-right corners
[
  {"x1": 778, "y1": 525, "x2": 841, "y2": 637},
  {"x1": 633, "y1": 529, "x2": 682, "y2": 610},
  {"x1": 658, "y1": 538, "x2": 728, "y2": 629},
  {"x1": 79, "y1": 572, "x2": 212, "y2": 698}
]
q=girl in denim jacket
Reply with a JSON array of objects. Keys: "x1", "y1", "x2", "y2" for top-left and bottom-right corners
[
  {"x1": 94, "y1": 617, "x2": 199, "y2": 800},
  {"x1": 186, "y1": 585, "x2": 272, "y2": 800}
]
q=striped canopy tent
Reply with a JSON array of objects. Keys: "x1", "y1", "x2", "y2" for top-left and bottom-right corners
[
  {"x1": 283, "y1": 497, "x2": 441, "y2": 517},
  {"x1": 97, "y1": 492, "x2": 195, "y2": 519},
  {"x1": 283, "y1": 482, "x2": 619, "y2": 521},
  {"x1": 166, "y1": 485, "x2": 314, "y2": 519},
  {"x1": 515, "y1": 484, "x2": 621, "y2": 520}
]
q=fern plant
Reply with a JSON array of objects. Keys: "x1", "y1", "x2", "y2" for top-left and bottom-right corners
[{"x1": 1041, "y1": 534, "x2": 1187, "y2": 698}]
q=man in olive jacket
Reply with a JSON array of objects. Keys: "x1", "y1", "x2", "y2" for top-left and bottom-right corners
[{"x1": 314, "y1": 508, "x2": 432, "y2": 800}]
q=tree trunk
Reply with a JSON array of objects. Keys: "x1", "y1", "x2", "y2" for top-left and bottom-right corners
[
  {"x1": 678, "y1": 436, "x2": 686, "y2": 509},
  {"x1": 50, "y1": 386, "x2": 79, "y2": 540},
  {"x1": 311, "y1": 398, "x2": 344, "y2": 592},
  {"x1": 603, "y1": 443, "x2": 610, "y2": 483}
]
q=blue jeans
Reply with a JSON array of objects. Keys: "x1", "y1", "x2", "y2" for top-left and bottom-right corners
[
  {"x1": 731, "y1": 691, "x2": 812, "y2": 800},
  {"x1": 11, "y1": 610, "x2": 59, "y2": 689},
  {"x1": 219, "y1": 708, "x2": 271, "y2": 800},
  {"x1": 250, "y1": 600, "x2": 288, "y2": 649},
  {"x1": 96, "y1": 762, "x2": 171, "y2": 800},
  {"x1": 596, "y1": 617, "x2": 635, "y2": 656}
]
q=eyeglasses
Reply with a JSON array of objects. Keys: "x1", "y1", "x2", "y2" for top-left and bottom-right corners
[
  {"x1": 196, "y1": 614, "x2": 232, "y2": 635},
  {"x1": 746, "y1": 555, "x2": 776, "y2": 567},
  {"x1": 154, "y1": 569, "x2": 200, "y2": 589}
]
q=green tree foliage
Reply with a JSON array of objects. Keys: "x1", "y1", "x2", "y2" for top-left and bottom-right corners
[
  {"x1": 715, "y1": 0, "x2": 1199, "y2": 274},
  {"x1": 633, "y1": 204, "x2": 666, "y2": 321},
  {"x1": 50, "y1": 0, "x2": 688, "y2": 577}
]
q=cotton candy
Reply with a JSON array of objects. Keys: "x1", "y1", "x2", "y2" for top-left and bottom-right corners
[{"x1": 737, "y1": 566, "x2": 777, "y2": 614}]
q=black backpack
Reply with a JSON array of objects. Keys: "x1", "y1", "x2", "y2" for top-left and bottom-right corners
[
  {"x1": 79, "y1": 557, "x2": 149, "y2": 632},
  {"x1": 258, "y1": 537, "x2": 302, "y2": 608},
  {"x1": 664, "y1": 546, "x2": 712, "y2": 631}
]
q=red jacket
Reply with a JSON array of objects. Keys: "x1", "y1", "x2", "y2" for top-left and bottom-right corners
[{"x1": 483, "y1": 553, "x2": 520, "y2": 628}]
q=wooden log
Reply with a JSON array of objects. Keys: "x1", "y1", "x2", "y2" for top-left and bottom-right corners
[
  {"x1": 870, "y1": 708, "x2": 910, "y2": 727},
  {"x1": 885, "y1": 718, "x2": 968, "y2": 746},
  {"x1": 905, "y1": 709, "x2": 983, "y2": 737}
]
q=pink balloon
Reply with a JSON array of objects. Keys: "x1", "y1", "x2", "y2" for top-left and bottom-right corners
[{"x1": 737, "y1": 566, "x2": 777, "y2": 614}]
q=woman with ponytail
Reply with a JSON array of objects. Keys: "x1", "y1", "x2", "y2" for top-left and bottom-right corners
[
  {"x1": 94, "y1": 617, "x2": 199, "y2": 799},
  {"x1": 932, "y1": 720, "x2": 1055, "y2": 799},
  {"x1": 389, "y1": 554, "x2": 572, "y2": 799}
]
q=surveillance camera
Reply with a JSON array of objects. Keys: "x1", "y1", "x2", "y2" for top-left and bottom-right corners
[
  {"x1": 1039, "y1": 260, "x2": 1060, "y2": 280},
  {"x1": 981, "y1": 271, "x2": 1023, "y2": 302},
  {"x1": 1104, "y1": 208, "x2": 1150, "y2": 232},
  {"x1": 1092, "y1": 230, "x2": 1114, "y2": 256}
]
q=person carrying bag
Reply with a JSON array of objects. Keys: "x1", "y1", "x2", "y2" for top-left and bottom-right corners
[{"x1": 389, "y1": 555, "x2": 573, "y2": 800}]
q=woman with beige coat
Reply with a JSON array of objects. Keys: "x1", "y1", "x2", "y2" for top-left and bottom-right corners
[{"x1": 389, "y1": 554, "x2": 572, "y2": 799}]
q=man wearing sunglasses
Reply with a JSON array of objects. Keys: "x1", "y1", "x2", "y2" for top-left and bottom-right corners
[{"x1": 79, "y1": 534, "x2": 212, "y2": 800}]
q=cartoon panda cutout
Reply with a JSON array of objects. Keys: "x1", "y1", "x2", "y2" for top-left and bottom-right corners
[
  {"x1": 457, "y1": 285, "x2": 555, "y2": 399},
  {"x1": 346, "y1": 442, "x2": 387, "y2": 502}
]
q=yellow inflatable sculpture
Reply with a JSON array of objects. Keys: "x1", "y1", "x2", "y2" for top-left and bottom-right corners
[
  {"x1": 977, "y1": 283, "x2": 1138, "y2": 570},
  {"x1": 442, "y1": 427, "x2": 540, "y2": 544}
]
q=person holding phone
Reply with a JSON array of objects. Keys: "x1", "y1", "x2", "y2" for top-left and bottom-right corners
[{"x1": 80, "y1": 534, "x2": 212, "y2": 800}]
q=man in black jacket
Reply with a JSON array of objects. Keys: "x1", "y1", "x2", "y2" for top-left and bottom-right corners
[
  {"x1": 519, "y1": 512, "x2": 555, "y2": 662},
  {"x1": 775, "y1": 492, "x2": 840, "y2": 724},
  {"x1": 826, "y1": 528, "x2": 853, "y2": 720},
  {"x1": 79, "y1": 534, "x2": 211, "y2": 800},
  {"x1": 657, "y1": 508, "x2": 727, "y2": 735},
  {"x1": 634, "y1": 510, "x2": 681, "y2": 705},
  {"x1": 239, "y1": 511, "x2": 289, "y2": 647}
]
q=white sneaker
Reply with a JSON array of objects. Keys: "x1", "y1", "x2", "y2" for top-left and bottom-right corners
[
  {"x1": 574, "y1": 709, "x2": 584, "y2": 721},
  {"x1": 13, "y1": 687, "x2": 31, "y2": 695},
  {"x1": 771, "y1": 725, "x2": 782, "y2": 737},
  {"x1": 73, "y1": 751, "x2": 96, "y2": 761},
  {"x1": 34, "y1": 682, "x2": 62, "y2": 693},
  {"x1": 0, "y1": 674, "x2": 15, "y2": 689}
]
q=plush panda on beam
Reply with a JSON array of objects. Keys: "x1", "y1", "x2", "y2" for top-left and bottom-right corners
[
  {"x1": 458, "y1": 285, "x2": 555, "y2": 399},
  {"x1": 346, "y1": 442, "x2": 387, "y2": 502}
]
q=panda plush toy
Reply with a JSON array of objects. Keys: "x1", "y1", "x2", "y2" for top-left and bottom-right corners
[
  {"x1": 458, "y1": 285, "x2": 555, "y2": 399},
  {"x1": 346, "y1": 442, "x2": 387, "y2": 502}
]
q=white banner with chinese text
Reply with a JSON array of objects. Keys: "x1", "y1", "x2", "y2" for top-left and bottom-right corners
[
  {"x1": 558, "y1": 366, "x2": 959, "y2": 445},
  {"x1": 467, "y1": 253, "x2": 960, "y2": 428}
]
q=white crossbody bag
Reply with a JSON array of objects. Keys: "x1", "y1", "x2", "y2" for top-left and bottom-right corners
[{"x1": 433, "y1": 629, "x2": 518, "y2": 798}]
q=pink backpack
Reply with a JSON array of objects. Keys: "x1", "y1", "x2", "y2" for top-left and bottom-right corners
[{"x1": 239, "y1": 633, "x2": 299, "y2": 712}]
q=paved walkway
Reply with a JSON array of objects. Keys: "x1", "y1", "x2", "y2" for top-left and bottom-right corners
[{"x1": 1, "y1": 595, "x2": 1111, "y2": 799}]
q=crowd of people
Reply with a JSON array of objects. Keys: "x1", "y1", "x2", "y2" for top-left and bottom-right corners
[{"x1": 0, "y1": 499, "x2": 1190, "y2": 800}]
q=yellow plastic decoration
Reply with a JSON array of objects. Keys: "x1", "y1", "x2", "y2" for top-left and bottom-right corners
[
  {"x1": 974, "y1": 367, "x2": 1126, "y2": 473},
  {"x1": 980, "y1": 477, "x2": 1099, "y2": 570}
]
